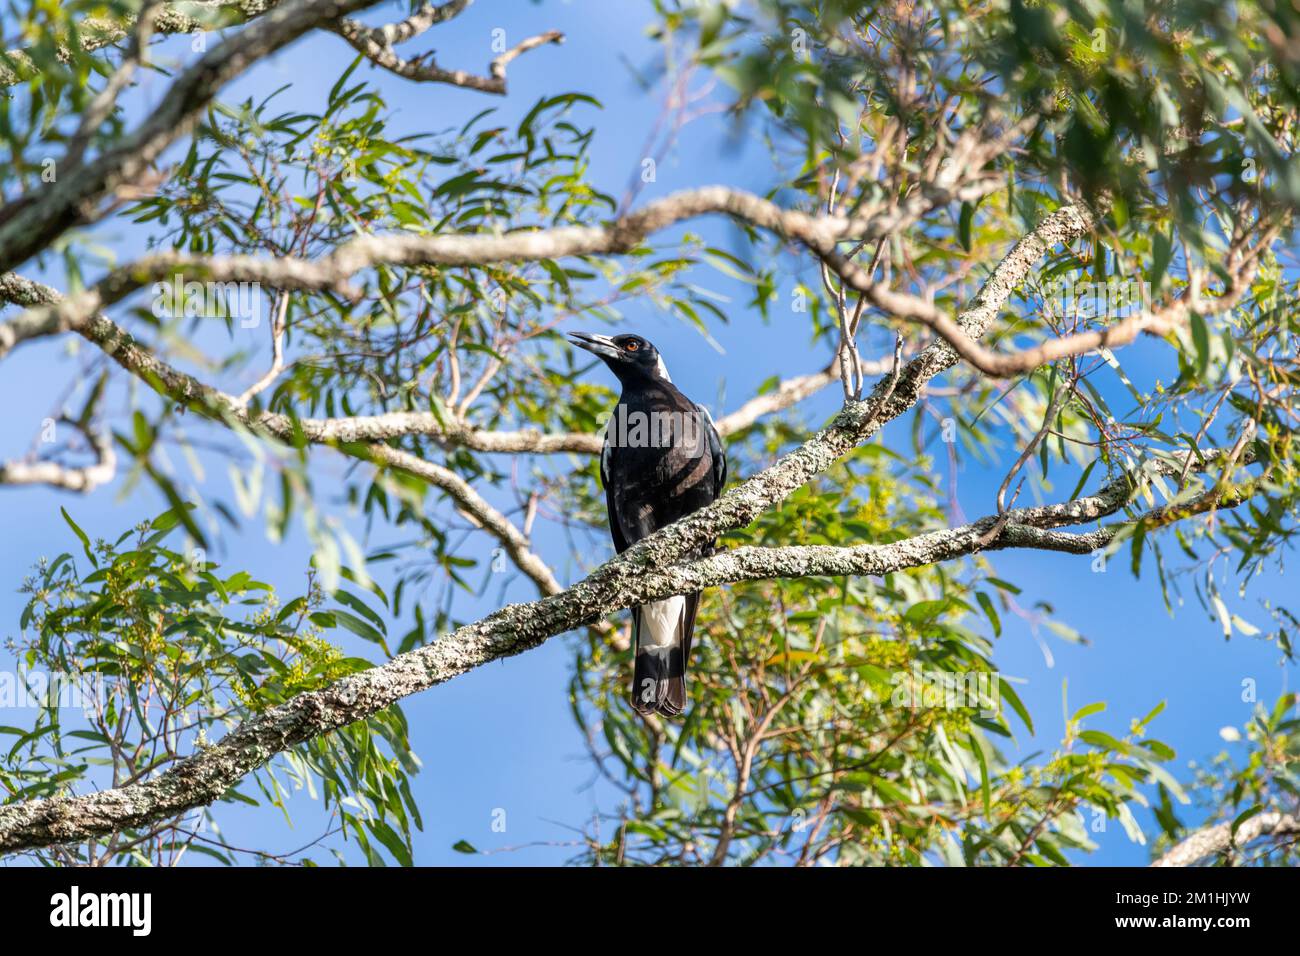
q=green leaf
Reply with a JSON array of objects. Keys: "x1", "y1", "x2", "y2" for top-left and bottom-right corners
[
  {"x1": 60, "y1": 507, "x2": 95, "y2": 565},
  {"x1": 1230, "y1": 805, "x2": 1262, "y2": 840},
  {"x1": 1000, "y1": 679, "x2": 1034, "y2": 734},
  {"x1": 975, "y1": 591, "x2": 1002, "y2": 637},
  {"x1": 1189, "y1": 312, "x2": 1212, "y2": 380},
  {"x1": 970, "y1": 731, "x2": 992, "y2": 818},
  {"x1": 1071, "y1": 701, "x2": 1106, "y2": 723}
]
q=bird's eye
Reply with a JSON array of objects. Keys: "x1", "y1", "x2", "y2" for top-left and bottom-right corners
[{"x1": 625, "y1": 340, "x2": 640, "y2": 352}]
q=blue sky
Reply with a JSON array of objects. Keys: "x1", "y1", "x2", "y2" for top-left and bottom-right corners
[{"x1": 1, "y1": 0, "x2": 1294, "y2": 866}]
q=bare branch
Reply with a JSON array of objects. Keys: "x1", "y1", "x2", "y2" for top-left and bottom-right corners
[
  {"x1": 328, "y1": 0, "x2": 562, "y2": 93},
  {"x1": 332, "y1": 15, "x2": 562, "y2": 93},
  {"x1": 0, "y1": 419, "x2": 115, "y2": 493},
  {"x1": 0, "y1": 180, "x2": 1009, "y2": 357},
  {"x1": 713, "y1": 360, "x2": 842, "y2": 436},
  {"x1": 234, "y1": 291, "x2": 290, "y2": 407},
  {"x1": 366, "y1": 443, "x2": 561, "y2": 596}
]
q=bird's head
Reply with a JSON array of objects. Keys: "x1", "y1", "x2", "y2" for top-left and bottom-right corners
[{"x1": 567, "y1": 331, "x2": 671, "y2": 385}]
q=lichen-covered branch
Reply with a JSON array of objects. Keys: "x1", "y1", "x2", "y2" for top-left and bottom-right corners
[
  {"x1": 0, "y1": 198, "x2": 1123, "y2": 853},
  {"x1": 1151, "y1": 812, "x2": 1300, "y2": 867},
  {"x1": 0, "y1": 1, "x2": 289, "y2": 87},
  {"x1": 0, "y1": 437, "x2": 1257, "y2": 853}
]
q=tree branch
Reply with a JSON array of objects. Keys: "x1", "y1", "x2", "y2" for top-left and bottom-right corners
[
  {"x1": 0, "y1": 0, "x2": 387, "y2": 274},
  {"x1": 0, "y1": 419, "x2": 116, "y2": 493},
  {"x1": 0, "y1": 179, "x2": 1014, "y2": 358},
  {"x1": 334, "y1": 0, "x2": 470, "y2": 48},
  {"x1": 0, "y1": 274, "x2": 842, "y2": 456},
  {"x1": 817, "y1": 215, "x2": 1277, "y2": 378},
  {"x1": 0, "y1": 440, "x2": 1260, "y2": 853},
  {"x1": 1152, "y1": 812, "x2": 1300, "y2": 867},
  {"x1": 0, "y1": 198, "x2": 1117, "y2": 853},
  {"x1": 0, "y1": 1, "x2": 289, "y2": 88},
  {"x1": 330, "y1": 3, "x2": 563, "y2": 95}
]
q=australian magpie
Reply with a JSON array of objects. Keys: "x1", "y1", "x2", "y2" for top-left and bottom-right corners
[{"x1": 569, "y1": 331, "x2": 727, "y2": 717}]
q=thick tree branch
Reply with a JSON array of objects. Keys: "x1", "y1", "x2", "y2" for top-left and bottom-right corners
[
  {"x1": 1152, "y1": 812, "x2": 1300, "y2": 867},
  {"x1": 0, "y1": 199, "x2": 1112, "y2": 852},
  {"x1": 0, "y1": 1, "x2": 289, "y2": 88},
  {"x1": 0, "y1": 441, "x2": 1258, "y2": 853},
  {"x1": 0, "y1": 180, "x2": 1011, "y2": 358}
]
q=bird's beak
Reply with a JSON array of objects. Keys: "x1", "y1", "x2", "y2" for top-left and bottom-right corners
[{"x1": 567, "y1": 331, "x2": 622, "y2": 361}]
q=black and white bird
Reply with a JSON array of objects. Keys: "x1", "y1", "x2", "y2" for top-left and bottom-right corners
[{"x1": 569, "y1": 331, "x2": 726, "y2": 717}]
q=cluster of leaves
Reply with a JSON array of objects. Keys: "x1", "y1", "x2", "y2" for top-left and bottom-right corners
[
  {"x1": 0, "y1": 0, "x2": 160, "y2": 187},
  {"x1": 0, "y1": 507, "x2": 416, "y2": 866},
  {"x1": 660, "y1": 0, "x2": 1300, "y2": 216}
]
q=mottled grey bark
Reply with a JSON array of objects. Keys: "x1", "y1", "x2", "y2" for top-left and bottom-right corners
[
  {"x1": 1152, "y1": 812, "x2": 1300, "y2": 867},
  {"x1": 0, "y1": 2, "x2": 288, "y2": 87}
]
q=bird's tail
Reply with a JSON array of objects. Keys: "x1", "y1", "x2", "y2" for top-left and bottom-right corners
[{"x1": 630, "y1": 592, "x2": 700, "y2": 717}]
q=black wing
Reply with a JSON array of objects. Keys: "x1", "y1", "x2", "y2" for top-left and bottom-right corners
[
  {"x1": 600, "y1": 430, "x2": 630, "y2": 554},
  {"x1": 697, "y1": 403, "x2": 727, "y2": 496}
]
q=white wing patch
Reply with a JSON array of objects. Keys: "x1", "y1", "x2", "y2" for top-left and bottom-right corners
[{"x1": 638, "y1": 596, "x2": 685, "y2": 650}]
